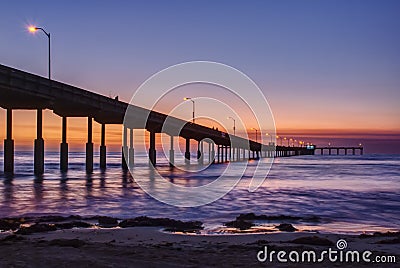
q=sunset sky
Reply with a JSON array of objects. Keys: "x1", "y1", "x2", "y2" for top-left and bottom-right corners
[{"x1": 0, "y1": 0, "x2": 399, "y2": 153}]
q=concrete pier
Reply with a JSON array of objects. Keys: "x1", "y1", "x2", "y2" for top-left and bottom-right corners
[
  {"x1": 197, "y1": 141, "x2": 203, "y2": 165},
  {"x1": 149, "y1": 131, "x2": 156, "y2": 166},
  {"x1": 34, "y1": 109, "x2": 44, "y2": 175},
  {"x1": 185, "y1": 138, "x2": 190, "y2": 164},
  {"x1": 86, "y1": 117, "x2": 93, "y2": 173},
  {"x1": 4, "y1": 108, "x2": 14, "y2": 173},
  {"x1": 169, "y1": 135, "x2": 174, "y2": 167},
  {"x1": 122, "y1": 126, "x2": 128, "y2": 170},
  {"x1": 60, "y1": 116, "x2": 68, "y2": 172},
  {"x1": 100, "y1": 123, "x2": 106, "y2": 169},
  {"x1": 128, "y1": 128, "x2": 134, "y2": 167},
  {"x1": 0, "y1": 64, "x2": 363, "y2": 175}
]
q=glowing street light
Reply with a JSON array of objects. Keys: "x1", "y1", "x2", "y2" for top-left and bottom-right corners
[
  {"x1": 227, "y1": 117, "x2": 236, "y2": 136},
  {"x1": 27, "y1": 25, "x2": 51, "y2": 79},
  {"x1": 183, "y1": 97, "x2": 195, "y2": 123},
  {"x1": 266, "y1": 133, "x2": 272, "y2": 143},
  {"x1": 251, "y1": 128, "x2": 258, "y2": 143},
  {"x1": 276, "y1": 135, "x2": 282, "y2": 146}
]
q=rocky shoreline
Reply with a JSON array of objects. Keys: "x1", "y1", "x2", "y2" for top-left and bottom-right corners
[{"x1": 1, "y1": 214, "x2": 399, "y2": 267}]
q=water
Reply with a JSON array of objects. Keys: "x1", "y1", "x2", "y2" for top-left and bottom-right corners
[{"x1": 0, "y1": 152, "x2": 399, "y2": 234}]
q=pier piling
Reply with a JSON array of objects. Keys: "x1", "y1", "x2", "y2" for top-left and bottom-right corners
[
  {"x1": 60, "y1": 116, "x2": 68, "y2": 171},
  {"x1": 34, "y1": 109, "x2": 44, "y2": 175},
  {"x1": 86, "y1": 117, "x2": 93, "y2": 173},
  {"x1": 4, "y1": 108, "x2": 14, "y2": 173},
  {"x1": 100, "y1": 123, "x2": 106, "y2": 169}
]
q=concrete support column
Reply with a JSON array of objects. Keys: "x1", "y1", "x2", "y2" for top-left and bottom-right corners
[
  {"x1": 169, "y1": 135, "x2": 174, "y2": 167},
  {"x1": 224, "y1": 146, "x2": 228, "y2": 162},
  {"x1": 208, "y1": 142, "x2": 211, "y2": 163},
  {"x1": 86, "y1": 117, "x2": 94, "y2": 173},
  {"x1": 4, "y1": 108, "x2": 14, "y2": 173},
  {"x1": 149, "y1": 131, "x2": 156, "y2": 166},
  {"x1": 60, "y1": 116, "x2": 68, "y2": 171},
  {"x1": 122, "y1": 126, "x2": 128, "y2": 170},
  {"x1": 237, "y1": 147, "x2": 240, "y2": 161},
  {"x1": 360, "y1": 148, "x2": 363, "y2": 155},
  {"x1": 352, "y1": 148, "x2": 355, "y2": 155},
  {"x1": 34, "y1": 109, "x2": 44, "y2": 175},
  {"x1": 185, "y1": 138, "x2": 190, "y2": 164},
  {"x1": 197, "y1": 141, "x2": 204, "y2": 165},
  {"x1": 210, "y1": 142, "x2": 215, "y2": 163},
  {"x1": 100, "y1": 123, "x2": 106, "y2": 169},
  {"x1": 129, "y1": 128, "x2": 134, "y2": 167}
]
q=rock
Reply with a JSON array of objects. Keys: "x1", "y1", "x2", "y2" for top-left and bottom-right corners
[
  {"x1": 275, "y1": 223, "x2": 297, "y2": 232},
  {"x1": 0, "y1": 219, "x2": 20, "y2": 231},
  {"x1": 16, "y1": 223, "x2": 57, "y2": 235},
  {"x1": 49, "y1": 239, "x2": 86, "y2": 248},
  {"x1": 291, "y1": 236, "x2": 334, "y2": 246},
  {"x1": 54, "y1": 221, "x2": 92, "y2": 229},
  {"x1": 359, "y1": 231, "x2": 400, "y2": 238},
  {"x1": 98, "y1": 216, "x2": 119, "y2": 228},
  {"x1": 225, "y1": 220, "x2": 254, "y2": 230}
]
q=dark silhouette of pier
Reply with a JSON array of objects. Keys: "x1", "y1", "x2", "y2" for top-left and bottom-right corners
[{"x1": 0, "y1": 64, "x2": 360, "y2": 175}]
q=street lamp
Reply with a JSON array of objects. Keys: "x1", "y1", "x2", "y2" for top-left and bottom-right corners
[
  {"x1": 183, "y1": 97, "x2": 195, "y2": 123},
  {"x1": 227, "y1": 117, "x2": 236, "y2": 136},
  {"x1": 28, "y1": 25, "x2": 51, "y2": 79},
  {"x1": 251, "y1": 128, "x2": 258, "y2": 143},
  {"x1": 276, "y1": 135, "x2": 283, "y2": 146},
  {"x1": 266, "y1": 133, "x2": 272, "y2": 143},
  {"x1": 289, "y1": 138, "x2": 293, "y2": 147},
  {"x1": 284, "y1": 137, "x2": 288, "y2": 146}
]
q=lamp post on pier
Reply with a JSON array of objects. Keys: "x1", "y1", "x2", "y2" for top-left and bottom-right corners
[{"x1": 28, "y1": 25, "x2": 51, "y2": 79}]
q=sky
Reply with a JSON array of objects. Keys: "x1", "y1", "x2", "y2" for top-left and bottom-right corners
[{"x1": 0, "y1": 0, "x2": 399, "y2": 153}]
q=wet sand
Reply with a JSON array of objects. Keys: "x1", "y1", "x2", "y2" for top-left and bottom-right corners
[{"x1": 1, "y1": 226, "x2": 399, "y2": 267}]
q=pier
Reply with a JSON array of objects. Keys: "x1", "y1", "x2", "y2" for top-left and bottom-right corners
[{"x1": 0, "y1": 64, "x2": 360, "y2": 175}]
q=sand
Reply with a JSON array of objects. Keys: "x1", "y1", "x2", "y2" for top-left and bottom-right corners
[{"x1": 0, "y1": 227, "x2": 399, "y2": 267}]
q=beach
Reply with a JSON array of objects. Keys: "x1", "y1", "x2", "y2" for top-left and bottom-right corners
[{"x1": 0, "y1": 215, "x2": 399, "y2": 267}]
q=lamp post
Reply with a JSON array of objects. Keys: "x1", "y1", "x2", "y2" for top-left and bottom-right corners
[
  {"x1": 276, "y1": 135, "x2": 282, "y2": 146},
  {"x1": 227, "y1": 117, "x2": 236, "y2": 136},
  {"x1": 251, "y1": 128, "x2": 258, "y2": 143},
  {"x1": 28, "y1": 25, "x2": 51, "y2": 80},
  {"x1": 284, "y1": 137, "x2": 287, "y2": 146},
  {"x1": 266, "y1": 133, "x2": 272, "y2": 143},
  {"x1": 183, "y1": 97, "x2": 195, "y2": 123}
]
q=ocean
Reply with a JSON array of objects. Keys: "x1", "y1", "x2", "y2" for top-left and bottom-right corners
[{"x1": 0, "y1": 152, "x2": 399, "y2": 234}]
